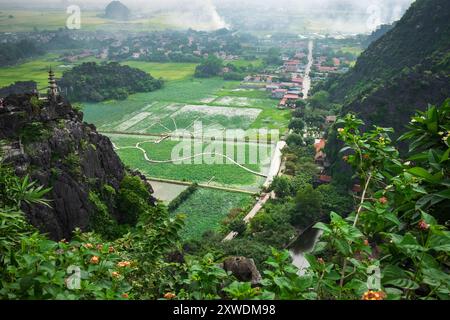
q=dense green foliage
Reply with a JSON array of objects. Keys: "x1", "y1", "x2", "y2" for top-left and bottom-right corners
[
  {"x1": 161, "y1": 102, "x2": 450, "y2": 300},
  {"x1": 194, "y1": 56, "x2": 223, "y2": 78},
  {"x1": 59, "y1": 62, "x2": 163, "y2": 102},
  {"x1": 0, "y1": 149, "x2": 184, "y2": 299},
  {"x1": 117, "y1": 175, "x2": 152, "y2": 226},
  {"x1": 0, "y1": 40, "x2": 43, "y2": 67},
  {"x1": 1, "y1": 99, "x2": 448, "y2": 300}
]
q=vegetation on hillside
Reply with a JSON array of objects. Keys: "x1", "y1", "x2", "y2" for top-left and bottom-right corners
[
  {"x1": 1, "y1": 98, "x2": 448, "y2": 300},
  {"x1": 59, "y1": 62, "x2": 163, "y2": 102}
]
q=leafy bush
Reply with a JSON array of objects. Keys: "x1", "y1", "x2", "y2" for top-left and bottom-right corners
[
  {"x1": 117, "y1": 175, "x2": 151, "y2": 225},
  {"x1": 194, "y1": 56, "x2": 223, "y2": 78}
]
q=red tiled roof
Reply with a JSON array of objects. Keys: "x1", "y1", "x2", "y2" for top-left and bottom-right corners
[
  {"x1": 319, "y1": 175, "x2": 332, "y2": 183},
  {"x1": 314, "y1": 139, "x2": 326, "y2": 153},
  {"x1": 284, "y1": 94, "x2": 299, "y2": 99}
]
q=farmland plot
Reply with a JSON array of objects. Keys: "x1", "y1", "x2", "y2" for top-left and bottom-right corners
[
  {"x1": 108, "y1": 134, "x2": 274, "y2": 190},
  {"x1": 95, "y1": 102, "x2": 262, "y2": 134},
  {"x1": 172, "y1": 188, "x2": 254, "y2": 240}
]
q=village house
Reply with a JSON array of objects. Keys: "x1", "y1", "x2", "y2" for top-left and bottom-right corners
[
  {"x1": 326, "y1": 116, "x2": 337, "y2": 124},
  {"x1": 318, "y1": 66, "x2": 338, "y2": 73},
  {"x1": 280, "y1": 93, "x2": 299, "y2": 108},
  {"x1": 284, "y1": 60, "x2": 300, "y2": 72},
  {"x1": 314, "y1": 138, "x2": 327, "y2": 167},
  {"x1": 291, "y1": 76, "x2": 303, "y2": 85},
  {"x1": 272, "y1": 88, "x2": 288, "y2": 99},
  {"x1": 266, "y1": 84, "x2": 280, "y2": 92}
]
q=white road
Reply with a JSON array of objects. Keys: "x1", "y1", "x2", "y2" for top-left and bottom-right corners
[{"x1": 302, "y1": 40, "x2": 314, "y2": 100}]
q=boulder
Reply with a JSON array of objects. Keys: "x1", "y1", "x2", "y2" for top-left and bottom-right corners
[{"x1": 223, "y1": 256, "x2": 262, "y2": 285}]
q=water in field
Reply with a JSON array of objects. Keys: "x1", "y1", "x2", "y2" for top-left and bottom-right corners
[
  {"x1": 289, "y1": 228, "x2": 323, "y2": 274},
  {"x1": 150, "y1": 181, "x2": 188, "y2": 203}
]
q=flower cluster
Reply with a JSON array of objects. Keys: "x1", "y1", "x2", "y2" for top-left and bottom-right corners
[{"x1": 362, "y1": 290, "x2": 386, "y2": 300}]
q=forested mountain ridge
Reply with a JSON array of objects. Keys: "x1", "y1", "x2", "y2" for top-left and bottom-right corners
[{"x1": 320, "y1": 0, "x2": 450, "y2": 136}]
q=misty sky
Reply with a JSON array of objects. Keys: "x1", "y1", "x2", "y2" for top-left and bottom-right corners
[{"x1": 0, "y1": 0, "x2": 416, "y2": 33}]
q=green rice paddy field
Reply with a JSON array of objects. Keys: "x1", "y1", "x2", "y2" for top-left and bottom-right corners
[
  {"x1": 110, "y1": 134, "x2": 273, "y2": 190},
  {"x1": 82, "y1": 79, "x2": 291, "y2": 134},
  {"x1": 0, "y1": 54, "x2": 101, "y2": 89},
  {"x1": 173, "y1": 188, "x2": 254, "y2": 240}
]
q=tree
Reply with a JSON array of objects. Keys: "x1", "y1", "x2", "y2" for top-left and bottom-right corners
[
  {"x1": 309, "y1": 90, "x2": 330, "y2": 110},
  {"x1": 295, "y1": 99, "x2": 307, "y2": 109},
  {"x1": 264, "y1": 48, "x2": 282, "y2": 66},
  {"x1": 229, "y1": 219, "x2": 247, "y2": 236},
  {"x1": 290, "y1": 184, "x2": 323, "y2": 227},
  {"x1": 194, "y1": 56, "x2": 223, "y2": 78},
  {"x1": 288, "y1": 118, "x2": 306, "y2": 133},
  {"x1": 286, "y1": 133, "x2": 304, "y2": 147},
  {"x1": 269, "y1": 176, "x2": 294, "y2": 198}
]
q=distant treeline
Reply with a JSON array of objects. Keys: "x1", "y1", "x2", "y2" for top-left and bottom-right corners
[
  {"x1": 0, "y1": 40, "x2": 44, "y2": 67},
  {"x1": 59, "y1": 62, "x2": 163, "y2": 102}
]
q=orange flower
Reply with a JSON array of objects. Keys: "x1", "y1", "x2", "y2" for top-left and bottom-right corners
[
  {"x1": 108, "y1": 246, "x2": 115, "y2": 253},
  {"x1": 117, "y1": 261, "x2": 131, "y2": 268},
  {"x1": 84, "y1": 243, "x2": 94, "y2": 249},
  {"x1": 418, "y1": 220, "x2": 430, "y2": 231},
  {"x1": 164, "y1": 292, "x2": 176, "y2": 300},
  {"x1": 364, "y1": 239, "x2": 369, "y2": 246},
  {"x1": 379, "y1": 197, "x2": 388, "y2": 205},
  {"x1": 90, "y1": 256, "x2": 100, "y2": 264},
  {"x1": 121, "y1": 293, "x2": 129, "y2": 299},
  {"x1": 111, "y1": 271, "x2": 120, "y2": 279},
  {"x1": 362, "y1": 290, "x2": 386, "y2": 300},
  {"x1": 96, "y1": 244, "x2": 103, "y2": 250}
]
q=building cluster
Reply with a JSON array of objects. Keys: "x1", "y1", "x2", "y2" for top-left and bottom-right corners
[{"x1": 1, "y1": 29, "x2": 246, "y2": 64}]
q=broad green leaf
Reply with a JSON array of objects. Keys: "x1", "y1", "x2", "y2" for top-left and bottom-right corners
[{"x1": 384, "y1": 278, "x2": 419, "y2": 290}]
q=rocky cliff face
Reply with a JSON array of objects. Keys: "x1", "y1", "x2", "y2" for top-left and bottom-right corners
[{"x1": 0, "y1": 94, "x2": 153, "y2": 240}]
